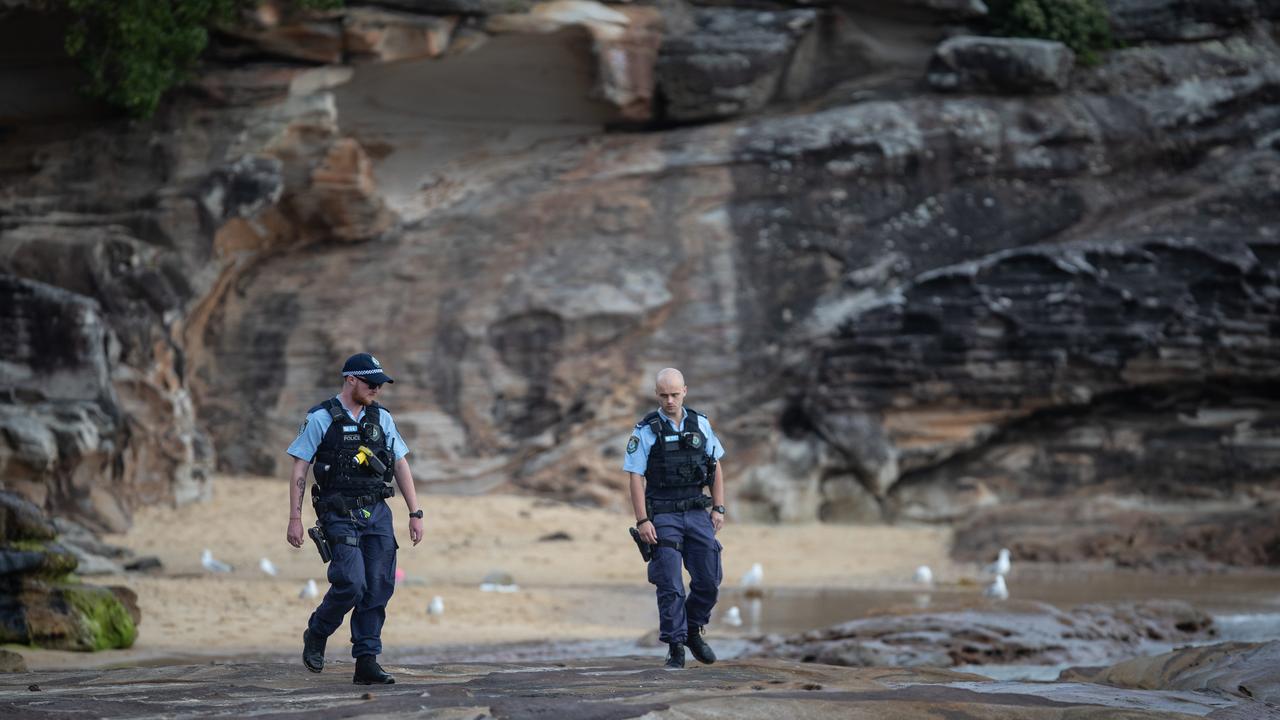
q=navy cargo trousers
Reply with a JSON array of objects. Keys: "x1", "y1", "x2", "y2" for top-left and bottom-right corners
[
  {"x1": 307, "y1": 500, "x2": 397, "y2": 658},
  {"x1": 648, "y1": 509, "x2": 723, "y2": 643}
]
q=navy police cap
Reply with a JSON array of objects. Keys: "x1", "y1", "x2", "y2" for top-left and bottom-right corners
[{"x1": 342, "y1": 353, "x2": 394, "y2": 384}]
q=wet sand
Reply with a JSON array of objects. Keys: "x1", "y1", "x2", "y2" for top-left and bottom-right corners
[{"x1": 17, "y1": 475, "x2": 958, "y2": 670}]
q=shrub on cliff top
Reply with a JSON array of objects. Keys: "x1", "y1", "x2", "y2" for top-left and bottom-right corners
[
  {"x1": 988, "y1": 0, "x2": 1115, "y2": 65},
  {"x1": 64, "y1": 0, "x2": 342, "y2": 118}
]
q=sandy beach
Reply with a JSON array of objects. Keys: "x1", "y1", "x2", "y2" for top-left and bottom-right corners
[{"x1": 18, "y1": 475, "x2": 957, "y2": 669}]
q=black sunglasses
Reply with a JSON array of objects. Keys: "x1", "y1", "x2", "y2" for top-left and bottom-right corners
[{"x1": 358, "y1": 378, "x2": 383, "y2": 390}]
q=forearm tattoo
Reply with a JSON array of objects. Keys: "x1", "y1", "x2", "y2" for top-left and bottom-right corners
[{"x1": 295, "y1": 475, "x2": 305, "y2": 515}]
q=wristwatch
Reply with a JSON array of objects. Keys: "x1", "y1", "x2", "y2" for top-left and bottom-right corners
[
  {"x1": 408, "y1": 509, "x2": 423, "y2": 519},
  {"x1": 711, "y1": 505, "x2": 726, "y2": 515}
]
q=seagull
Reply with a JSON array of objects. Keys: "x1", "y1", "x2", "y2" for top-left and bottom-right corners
[
  {"x1": 722, "y1": 605, "x2": 743, "y2": 627},
  {"x1": 985, "y1": 548, "x2": 1011, "y2": 576},
  {"x1": 259, "y1": 557, "x2": 278, "y2": 577},
  {"x1": 741, "y1": 563, "x2": 764, "y2": 598},
  {"x1": 427, "y1": 596, "x2": 445, "y2": 616},
  {"x1": 201, "y1": 549, "x2": 233, "y2": 573},
  {"x1": 299, "y1": 579, "x2": 319, "y2": 599},
  {"x1": 913, "y1": 565, "x2": 933, "y2": 585},
  {"x1": 984, "y1": 574, "x2": 1009, "y2": 600}
]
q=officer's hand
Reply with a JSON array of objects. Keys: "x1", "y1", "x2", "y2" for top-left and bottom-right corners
[
  {"x1": 287, "y1": 517, "x2": 304, "y2": 548},
  {"x1": 637, "y1": 521, "x2": 658, "y2": 545},
  {"x1": 408, "y1": 516, "x2": 424, "y2": 546},
  {"x1": 710, "y1": 510, "x2": 724, "y2": 533}
]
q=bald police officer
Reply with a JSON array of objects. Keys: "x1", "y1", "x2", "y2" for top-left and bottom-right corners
[
  {"x1": 625, "y1": 367, "x2": 726, "y2": 669},
  {"x1": 286, "y1": 353, "x2": 424, "y2": 685}
]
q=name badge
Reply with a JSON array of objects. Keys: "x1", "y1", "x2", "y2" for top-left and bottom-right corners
[
  {"x1": 343, "y1": 425, "x2": 358, "y2": 432},
  {"x1": 664, "y1": 435, "x2": 679, "y2": 442}
]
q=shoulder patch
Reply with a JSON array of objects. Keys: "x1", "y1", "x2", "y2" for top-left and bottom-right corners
[
  {"x1": 626, "y1": 435, "x2": 639, "y2": 454},
  {"x1": 297, "y1": 418, "x2": 308, "y2": 437}
]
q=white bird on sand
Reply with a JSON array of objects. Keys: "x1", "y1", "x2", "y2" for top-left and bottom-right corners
[
  {"x1": 985, "y1": 548, "x2": 1011, "y2": 576},
  {"x1": 299, "y1": 579, "x2": 319, "y2": 599},
  {"x1": 201, "y1": 549, "x2": 233, "y2": 573},
  {"x1": 427, "y1": 596, "x2": 445, "y2": 616},
  {"x1": 740, "y1": 563, "x2": 764, "y2": 598},
  {"x1": 984, "y1": 574, "x2": 1009, "y2": 600},
  {"x1": 913, "y1": 565, "x2": 933, "y2": 585},
  {"x1": 722, "y1": 605, "x2": 743, "y2": 627},
  {"x1": 259, "y1": 557, "x2": 278, "y2": 577}
]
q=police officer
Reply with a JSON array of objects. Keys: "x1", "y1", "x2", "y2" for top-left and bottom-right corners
[
  {"x1": 285, "y1": 353, "x2": 424, "y2": 685},
  {"x1": 624, "y1": 367, "x2": 726, "y2": 669}
]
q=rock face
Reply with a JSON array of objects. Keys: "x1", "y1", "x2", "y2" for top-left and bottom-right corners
[
  {"x1": 1, "y1": 0, "x2": 1279, "y2": 573},
  {"x1": 927, "y1": 36, "x2": 1075, "y2": 93},
  {"x1": 0, "y1": 275, "x2": 129, "y2": 531},
  {"x1": 950, "y1": 496, "x2": 1280, "y2": 568},
  {"x1": 1105, "y1": 0, "x2": 1266, "y2": 42},
  {"x1": 0, "y1": 492, "x2": 139, "y2": 651},
  {"x1": 654, "y1": 7, "x2": 819, "y2": 122},
  {"x1": 731, "y1": 31, "x2": 1280, "y2": 534},
  {"x1": 744, "y1": 600, "x2": 1216, "y2": 669}
]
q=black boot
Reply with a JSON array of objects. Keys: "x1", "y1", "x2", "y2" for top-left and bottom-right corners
[
  {"x1": 686, "y1": 625, "x2": 717, "y2": 665},
  {"x1": 353, "y1": 655, "x2": 396, "y2": 685},
  {"x1": 302, "y1": 629, "x2": 326, "y2": 673},
  {"x1": 664, "y1": 642, "x2": 685, "y2": 669}
]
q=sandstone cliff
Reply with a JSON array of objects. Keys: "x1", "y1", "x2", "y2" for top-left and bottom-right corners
[{"x1": 0, "y1": 0, "x2": 1277, "y2": 567}]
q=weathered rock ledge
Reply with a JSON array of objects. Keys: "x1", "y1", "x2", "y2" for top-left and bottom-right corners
[
  {"x1": 745, "y1": 599, "x2": 1216, "y2": 669},
  {"x1": 1066, "y1": 639, "x2": 1280, "y2": 707},
  {"x1": 0, "y1": 654, "x2": 1272, "y2": 719}
]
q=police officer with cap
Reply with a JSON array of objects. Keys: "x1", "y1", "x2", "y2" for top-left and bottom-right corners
[
  {"x1": 624, "y1": 367, "x2": 726, "y2": 669},
  {"x1": 285, "y1": 352, "x2": 424, "y2": 685}
]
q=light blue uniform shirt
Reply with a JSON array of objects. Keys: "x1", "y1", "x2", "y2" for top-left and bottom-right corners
[
  {"x1": 286, "y1": 397, "x2": 410, "y2": 463},
  {"x1": 622, "y1": 408, "x2": 724, "y2": 475}
]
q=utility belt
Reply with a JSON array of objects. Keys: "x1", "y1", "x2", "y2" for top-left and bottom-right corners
[
  {"x1": 646, "y1": 494, "x2": 712, "y2": 516},
  {"x1": 307, "y1": 489, "x2": 390, "y2": 564},
  {"x1": 311, "y1": 488, "x2": 392, "y2": 516}
]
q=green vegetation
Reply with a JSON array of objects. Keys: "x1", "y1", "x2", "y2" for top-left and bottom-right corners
[
  {"x1": 5, "y1": 539, "x2": 78, "y2": 577},
  {"x1": 64, "y1": 0, "x2": 342, "y2": 117},
  {"x1": 7, "y1": 539, "x2": 49, "y2": 552},
  {"x1": 987, "y1": 0, "x2": 1115, "y2": 64},
  {"x1": 62, "y1": 585, "x2": 137, "y2": 650}
]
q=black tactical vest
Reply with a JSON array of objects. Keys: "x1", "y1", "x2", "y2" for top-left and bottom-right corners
[
  {"x1": 310, "y1": 399, "x2": 396, "y2": 498},
  {"x1": 642, "y1": 408, "x2": 714, "y2": 499}
]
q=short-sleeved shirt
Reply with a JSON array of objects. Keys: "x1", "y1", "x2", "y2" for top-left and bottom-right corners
[
  {"x1": 622, "y1": 407, "x2": 724, "y2": 476},
  {"x1": 286, "y1": 396, "x2": 410, "y2": 463}
]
